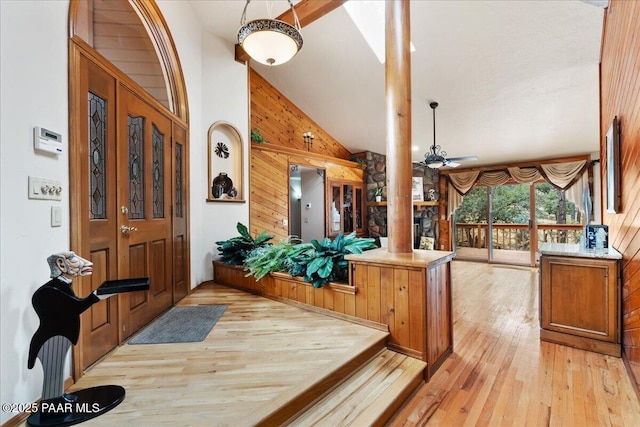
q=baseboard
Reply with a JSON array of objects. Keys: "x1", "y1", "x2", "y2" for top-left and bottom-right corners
[
  {"x1": 622, "y1": 349, "x2": 640, "y2": 402},
  {"x1": 1, "y1": 377, "x2": 74, "y2": 427}
]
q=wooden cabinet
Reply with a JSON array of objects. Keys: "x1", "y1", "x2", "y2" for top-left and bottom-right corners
[
  {"x1": 539, "y1": 251, "x2": 621, "y2": 356},
  {"x1": 347, "y1": 249, "x2": 454, "y2": 380},
  {"x1": 327, "y1": 179, "x2": 365, "y2": 237}
]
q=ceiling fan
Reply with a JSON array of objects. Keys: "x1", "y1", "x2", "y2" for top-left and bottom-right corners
[{"x1": 422, "y1": 102, "x2": 478, "y2": 169}]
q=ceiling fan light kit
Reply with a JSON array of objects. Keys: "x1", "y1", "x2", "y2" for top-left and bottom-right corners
[
  {"x1": 422, "y1": 101, "x2": 477, "y2": 169},
  {"x1": 238, "y1": 0, "x2": 303, "y2": 66}
]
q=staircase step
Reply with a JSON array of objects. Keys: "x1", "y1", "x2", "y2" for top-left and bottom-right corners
[
  {"x1": 252, "y1": 333, "x2": 388, "y2": 426},
  {"x1": 287, "y1": 349, "x2": 426, "y2": 427}
]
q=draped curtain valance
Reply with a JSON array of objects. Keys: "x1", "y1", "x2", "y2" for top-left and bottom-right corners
[{"x1": 447, "y1": 160, "x2": 589, "y2": 219}]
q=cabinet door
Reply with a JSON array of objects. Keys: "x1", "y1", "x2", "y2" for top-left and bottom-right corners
[
  {"x1": 328, "y1": 180, "x2": 365, "y2": 237},
  {"x1": 354, "y1": 186, "x2": 364, "y2": 235},
  {"x1": 328, "y1": 182, "x2": 343, "y2": 236},
  {"x1": 541, "y1": 256, "x2": 618, "y2": 342},
  {"x1": 343, "y1": 183, "x2": 354, "y2": 233}
]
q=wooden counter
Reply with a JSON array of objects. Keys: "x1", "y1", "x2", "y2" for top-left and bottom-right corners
[
  {"x1": 346, "y1": 248, "x2": 455, "y2": 379},
  {"x1": 538, "y1": 243, "x2": 622, "y2": 356},
  {"x1": 345, "y1": 247, "x2": 455, "y2": 268}
]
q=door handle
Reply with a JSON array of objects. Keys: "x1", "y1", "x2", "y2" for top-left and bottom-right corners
[{"x1": 121, "y1": 225, "x2": 138, "y2": 235}]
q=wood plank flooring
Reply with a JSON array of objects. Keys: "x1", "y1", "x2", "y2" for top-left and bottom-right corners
[
  {"x1": 290, "y1": 349, "x2": 425, "y2": 426},
  {"x1": 17, "y1": 261, "x2": 640, "y2": 426},
  {"x1": 49, "y1": 285, "x2": 388, "y2": 427},
  {"x1": 390, "y1": 261, "x2": 640, "y2": 426}
]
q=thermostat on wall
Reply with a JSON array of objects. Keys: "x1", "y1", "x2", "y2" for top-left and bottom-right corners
[{"x1": 34, "y1": 126, "x2": 63, "y2": 155}]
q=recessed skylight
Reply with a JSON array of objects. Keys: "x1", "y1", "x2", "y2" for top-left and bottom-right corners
[{"x1": 344, "y1": 1, "x2": 416, "y2": 64}]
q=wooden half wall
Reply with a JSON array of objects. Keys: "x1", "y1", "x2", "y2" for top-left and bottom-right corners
[{"x1": 600, "y1": 0, "x2": 640, "y2": 391}]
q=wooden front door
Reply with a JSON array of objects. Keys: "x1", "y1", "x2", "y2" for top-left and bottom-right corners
[
  {"x1": 80, "y1": 56, "x2": 120, "y2": 368},
  {"x1": 117, "y1": 87, "x2": 173, "y2": 338},
  {"x1": 77, "y1": 54, "x2": 176, "y2": 370}
]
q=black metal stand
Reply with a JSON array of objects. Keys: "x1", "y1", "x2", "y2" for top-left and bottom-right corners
[
  {"x1": 28, "y1": 277, "x2": 149, "y2": 426},
  {"x1": 27, "y1": 385, "x2": 125, "y2": 427}
]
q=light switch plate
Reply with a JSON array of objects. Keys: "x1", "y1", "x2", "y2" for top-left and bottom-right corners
[
  {"x1": 51, "y1": 206, "x2": 62, "y2": 227},
  {"x1": 29, "y1": 176, "x2": 62, "y2": 201}
]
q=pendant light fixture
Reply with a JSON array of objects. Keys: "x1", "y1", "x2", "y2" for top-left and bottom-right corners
[{"x1": 237, "y1": 0, "x2": 303, "y2": 66}]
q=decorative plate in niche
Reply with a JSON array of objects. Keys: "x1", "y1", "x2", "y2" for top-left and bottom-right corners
[
  {"x1": 207, "y1": 121, "x2": 245, "y2": 203},
  {"x1": 215, "y1": 142, "x2": 229, "y2": 159}
]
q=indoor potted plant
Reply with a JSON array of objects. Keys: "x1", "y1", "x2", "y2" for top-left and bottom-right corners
[
  {"x1": 215, "y1": 222, "x2": 274, "y2": 265},
  {"x1": 374, "y1": 186, "x2": 383, "y2": 202},
  {"x1": 285, "y1": 232, "x2": 376, "y2": 288}
]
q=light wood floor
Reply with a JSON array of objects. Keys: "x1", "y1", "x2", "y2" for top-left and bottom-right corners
[
  {"x1": 390, "y1": 261, "x2": 640, "y2": 426},
  {"x1": 51, "y1": 286, "x2": 388, "y2": 426},
  {"x1": 19, "y1": 262, "x2": 640, "y2": 426}
]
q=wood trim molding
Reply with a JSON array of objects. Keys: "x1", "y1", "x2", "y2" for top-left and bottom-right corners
[
  {"x1": 252, "y1": 143, "x2": 359, "y2": 168},
  {"x1": 129, "y1": 0, "x2": 189, "y2": 122},
  {"x1": 68, "y1": 0, "x2": 189, "y2": 123},
  {"x1": 67, "y1": 0, "x2": 190, "y2": 383}
]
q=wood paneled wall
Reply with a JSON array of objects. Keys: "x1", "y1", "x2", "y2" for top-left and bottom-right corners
[
  {"x1": 250, "y1": 145, "x2": 364, "y2": 241},
  {"x1": 600, "y1": 0, "x2": 640, "y2": 391},
  {"x1": 250, "y1": 69, "x2": 352, "y2": 160},
  {"x1": 92, "y1": 0, "x2": 169, "y2": 108},
  {"x1": 250, "y1": 149, "x2": 290, "y2": 241}
]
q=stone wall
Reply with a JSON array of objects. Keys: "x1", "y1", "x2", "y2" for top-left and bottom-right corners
[
  {"x1": 413, "y1": 163, "x2": 440, "y2": 246},
  {"x1": 356, "y1": 151, "x2": 439, "y2": 247}
]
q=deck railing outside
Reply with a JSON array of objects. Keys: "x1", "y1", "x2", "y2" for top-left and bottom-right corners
[{"x1": 455, "y1": 223, "x2": 584, "y2": 251}]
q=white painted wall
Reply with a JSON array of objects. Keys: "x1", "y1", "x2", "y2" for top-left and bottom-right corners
[
  {"x1": 1, "y1": 2, "x2": 72, "y2": 421},
  {"x1": 196, "y1": 29, "x2": 250, "y2": 280},
  {"x1": 0, "y1": 1, "x2": 248, "y2": 422},
  {"x1": 301, "y1": 169, "x2": 325, "y2": 242}
]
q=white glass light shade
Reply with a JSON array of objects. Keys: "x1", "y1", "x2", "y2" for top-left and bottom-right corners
[
  {"x1": 238, "y1": 19, "x2": 303, "y2": 66},
  {"x1": 427, "y1": 162, "x2": 443, "y2": 169}
]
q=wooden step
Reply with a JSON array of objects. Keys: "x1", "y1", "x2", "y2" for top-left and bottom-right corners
[
  {"x1": 286, "y1": 349, "x2": 427, "y2": 427},
  {"x1": 251, "y1": 333, "x2": 389, "y2": 426}
]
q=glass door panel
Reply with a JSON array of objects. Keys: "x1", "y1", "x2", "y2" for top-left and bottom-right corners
[
  {"x1": 453, "y1": 186, "x2": 489, "y2": 261},
  {"x1": 355, "y1": 187, "x2": 363, "y2": 233},
  {"x1": 343, "y1": 184, "x2": 353, "y2": 233},
  {"x1": 330, "y1": 184, "x2": 342, "y2": 235},
  {"x1": 490, "y1": 184, "x2": 531, "y2": 265},
  {"x1": 534, "y1": 182, "x2": 584, "y2": 254}
]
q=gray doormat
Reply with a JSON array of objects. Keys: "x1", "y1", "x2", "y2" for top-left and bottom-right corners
[{"x1": 129, "y1": 305, "x2": 227, "y2": 344}]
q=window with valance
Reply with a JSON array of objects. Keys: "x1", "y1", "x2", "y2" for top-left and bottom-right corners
[{"x1": 447, "y1": 160, "x2": 591, "y2": 221}]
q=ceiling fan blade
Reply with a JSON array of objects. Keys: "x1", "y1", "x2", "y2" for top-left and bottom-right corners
[
  {"x1": 447, "y1": 156, "x2": 478, "y2": 162},
  {"x1": 446, "y1": 161, "x2": 461, "y2": 168}
]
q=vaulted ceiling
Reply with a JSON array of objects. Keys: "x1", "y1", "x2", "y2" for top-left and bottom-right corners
[{"x1": 191, "y1": 0, "x2": 605, "y2": 167}]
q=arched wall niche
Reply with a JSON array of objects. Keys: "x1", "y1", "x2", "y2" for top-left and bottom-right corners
[
  {"x1": 207, "y1": 121, "x2": 246, "y2": 203},
  {"x1": 69, "y1": 0, "x2": 188, "y2": 122}
]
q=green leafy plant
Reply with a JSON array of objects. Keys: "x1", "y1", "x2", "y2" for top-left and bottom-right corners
[
  {"x1": 374, "y1": 187, "x2": 383, "y2": 197},
  {"x1": 215, "y1": 223, "x2": 274, "y2": 265},
  {"x1": 350, "y1": 156, "x2": 368, "y2": 170},
  {"x1": 250, "y1": 128, "x2": 267, "y2": 144},
  {"x1": 244, "y1": 237, "x2": 312, "y2": 281},
  {"x1": 285, "y1": 232, "x2": 376, "y2": 288}
]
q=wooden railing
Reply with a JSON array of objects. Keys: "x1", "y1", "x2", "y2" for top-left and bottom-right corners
[
  {"x1": 537, "y1": 224, "x2": 583, "y2": 245},
  {"x1": 455, "y1": 223, "x2": 584, "y2": 250}
]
